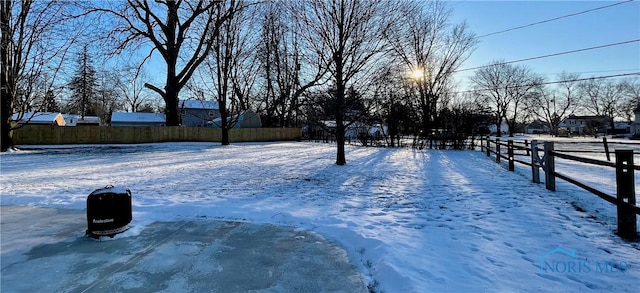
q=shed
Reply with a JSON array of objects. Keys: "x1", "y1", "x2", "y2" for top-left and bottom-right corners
[
  {"x1": 111, "y1": 112, "x2": 166, "y2": 127},
  {"x1": 12, "y1": 112, "x2": 66, "y2": 126},
  {"x1": 210, "y1": 110, "x2": 261, "y2": 128}
]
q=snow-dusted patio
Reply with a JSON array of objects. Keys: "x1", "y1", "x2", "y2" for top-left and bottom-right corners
[{"x1": 1, "y1": 142, "x2": 639, "y2": 292}]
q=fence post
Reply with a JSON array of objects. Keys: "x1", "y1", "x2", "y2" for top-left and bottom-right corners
[
  {"x1": 486, "y1": 136, "x2": 490, "y2": 157},
  {"x1": 544, "y1": 141, "x2": 556, "y2": 191},
  {"x1": 508, "y1": 140, "x2": 515, "y2": 171},
  {"x1": 603, "y1": 137, "x2": 611, "y2": 162},
  {"x1": 615, "y1": 150, "x2": 637, "y2": 239},
  {"x1": 495, "y1": 138, "x2": 501, "y2": 163},
  {"x1": 525, "y1": 140, "x2": 530, "y2": 156},
  {"x1": 531, "y1": 140, "x2": 540, "y2": 183}
]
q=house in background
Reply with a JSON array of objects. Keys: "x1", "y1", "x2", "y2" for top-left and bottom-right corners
[
  {"x1": 110, "y1": 112, "x2": 165, "y2": 127},
  {"x1": 612, "y1": 121, "x2": 630, "y2": 135},
  {"x1": 525, "y1": 119, "x2": 550, "y2": 134},
  {"x1": 11, "y1": 112, "x2": 66, "y2": 126},
  {"x1": 307, "y1": 120, "x2": 370, "y2": 138},
  {"x1": 179, "y1": 99, "x2": 219, "y2": 127},
  {"x1": 210, "y1": 110, "x2": 261, "y2": 129},
  {"x1": 488, "y1": 120, "x2": 509, "y2": 135},
  {"x1": 560, "y1": 115, "x2": 609, "y2": 135},
  {"x1": 631, "y1": 105, "x2": 640, "y2": 138}
]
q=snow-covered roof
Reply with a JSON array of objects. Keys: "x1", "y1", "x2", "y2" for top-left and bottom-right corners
[
  {"x1": 80, "y1": 116, "x2": 100, "y2": 122},
  {"x1": 179, "y1": 99, "x2": 219, "y2": 110},
  {"x1": 11, "y1": 112, "x2": 62, "y2": 123},
  {"x1": 111, "y1": 112, "x2": 165, "y2": 123}
]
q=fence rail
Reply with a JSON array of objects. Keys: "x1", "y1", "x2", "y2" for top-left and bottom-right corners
[{"x1": 479, "y1": 135, "x2": 639, "y2": 240}]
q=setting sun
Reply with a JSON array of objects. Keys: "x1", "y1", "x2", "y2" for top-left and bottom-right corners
[{"x1": 410, "y1": 68, "x2": 424, "y2": 80}]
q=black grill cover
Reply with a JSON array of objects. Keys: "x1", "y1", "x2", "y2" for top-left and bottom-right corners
[{"x1": 86, "y1": 185, "x2": 132, "y2": 238}]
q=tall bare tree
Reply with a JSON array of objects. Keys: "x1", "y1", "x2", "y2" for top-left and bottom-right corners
[
  {"x1": 470, "y1": 61, "x2": 541, "y2": 136},
  {"x1": 90, "y1": 0, "x2": 233, "y2": 126},
  {"x1": 255, "y1": 1, "x2": 326, "y2": 127},
  {"x1": 291, "y1": 0, "x2": 395, "y2": 165},
  {"x1": 578, "y1": 78, "x2": 627, "y2": 132},
  {"x1": 620, "y1": 77, "x2": 640, "y2": 122},
  {"x1": 1, "y1": 1, "x2": 79, "y2": 151},
  {"x1": 190, "y1": 0, "x2": 255, "y2": 145},
  {"x1": 115, "y1": 66, "x2": 156, "y2": 112},
  {"x1": 527, "y1": 72, "x2": 582, "y2": 136},
  {"x1": 386, "y1": 0, "x2": 476, "y2": 136}
]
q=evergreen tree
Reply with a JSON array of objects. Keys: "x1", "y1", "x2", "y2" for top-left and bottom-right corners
[
  {"x1": 41, "y1": 89, "x2": 59, "y2": 112},
  {"x1": 68, "y1": 46, "x2": 97, "y2": 117}
]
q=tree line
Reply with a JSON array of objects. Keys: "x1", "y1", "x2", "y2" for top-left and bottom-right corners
[{"x1": 2, "y1": 0, "x2": 639, "y2": 165}]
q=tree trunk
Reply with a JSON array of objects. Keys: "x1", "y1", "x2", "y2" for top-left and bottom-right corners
[
  {"x1": 335, "y1": 57, "x2": 346, "y2": 165},
  {"x1": 336, "y1": 127, "x2": 346, "y2": 165},
  {"x1": 1, "y1": 2, "x2": 14, "y2": 152},
  {"x1": 164, "y1": 88, "x2": 180, "y2": 126},
  {"x1": 0, "y1": 111, "x2": 13, "y2": 152},
  {"x1": 219, "y1": 99, "x2": 229, "y2": 145}
]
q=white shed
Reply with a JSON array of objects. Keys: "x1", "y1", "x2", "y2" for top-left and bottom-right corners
[{"x1": 111, "y1": 112, "x2": 166, "y2": 127}]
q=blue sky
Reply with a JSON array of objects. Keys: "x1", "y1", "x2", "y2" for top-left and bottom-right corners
[{"x1": 448, "y1": 0, "x2": 640, "y2": 87}]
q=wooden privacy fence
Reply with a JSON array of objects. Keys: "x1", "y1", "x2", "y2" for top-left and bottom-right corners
[
  {"x1": 13, "y1": 125, "x2": 302, "y2": 145},
  {"x1": 479, "y1": 136, "x2": 639, "y2": 240}
]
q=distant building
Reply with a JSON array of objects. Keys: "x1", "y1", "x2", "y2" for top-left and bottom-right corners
[
  {"x1": 210, "y1": 110, "x2": 261, "y2": 129},
  {"x1": 561, "y1": 115, "x2": 609, "y2": 135},
  {"x1": 179, "y1": 99, "x2": 220, "y2": 127},
  {"x1": 525, "y1": 120, "x2": 550, "y2": 134},
  {"x1": 632, "y1": 105, "x2": 640, "y2": 137},
  {"x1": 613, "y1": 121, "x2": 631, "y2": 135},
  {"x1": 307, "y1": 121, "x2": 371, "y2": 138},
  {"x1": 111, "y1": 112, "x2": 166, "y2": 127},
  {"x1": 488, "y1": 120, "x2": 509, "y2": 135},
  {"x1": 62, "y1": 114, "x2": 78, "y2": 126},
  {"x1": 11, "y1": 112, "x2": 66, "y2": 126}
]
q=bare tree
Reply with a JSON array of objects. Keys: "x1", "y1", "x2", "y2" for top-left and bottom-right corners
[
  {"x1": 255, "y1": 1, "x2": 326, "y2": 127},
  {"x1": 190, "y1": 0, "x2": 255, "y2": 145},
  {"x1": 95, "y1": 69, "x2": 125, "y2": 123},
  {"x1": 470, "y1": 61, "x2": 541, "y2": 136},
  {"x1": 620, "y1": 77, "x2": 640, "y2": 122},
  {"x1": 1, "y1": 1, "x2": 79, "y2": 151},
  {"x1": 291, "y1": 0, "x2": 395, "y2": 165},
  {"x1": 115, "y1": 66, "x2": 156, "y2": 113},
  {"x1": 89, "y1": 0, "x2": 233, "y2": 126},
  {"x1": 386, "y1": 0, "x2": 476, "y2": 137},
  {"x1": 578, "y1": 78, "x2": 627, "y2": 132},
  {"x1": 504, "y1": 67, "x2": 543, "y2": 136},
  {"x1": 527, "y1": 72, "x2": 582, "y2": 136}
]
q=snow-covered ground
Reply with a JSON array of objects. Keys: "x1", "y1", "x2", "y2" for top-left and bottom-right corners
[{"x1": 1, "y1": 141, "x2": 639, "y2": 292}]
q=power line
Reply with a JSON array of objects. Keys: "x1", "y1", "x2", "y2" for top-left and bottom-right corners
[
  {"x1": 455, "y1": 39, "x2": 640, "y2": 73},
  {"x1": 456, "y1": 72, "x2": 640, "y2": 94},
  {"x1": 455, "y1": 68, "x2": 640, "y2": 78},
  {"x1": 476, "y1": 0, "x2": 636, "y2": 38}
]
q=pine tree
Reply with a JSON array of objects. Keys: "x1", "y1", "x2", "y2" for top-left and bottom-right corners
[
  {"x1": 68, "y1": 46, "x2": 97, "y2": 118},
  {"x1": 41, "y1": 89, "x2": 59, "y2": 112}
]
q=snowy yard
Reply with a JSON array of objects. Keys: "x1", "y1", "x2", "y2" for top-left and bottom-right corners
[{"x1": 1, "y1": 141, "x2": 639, "y2": 292}]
